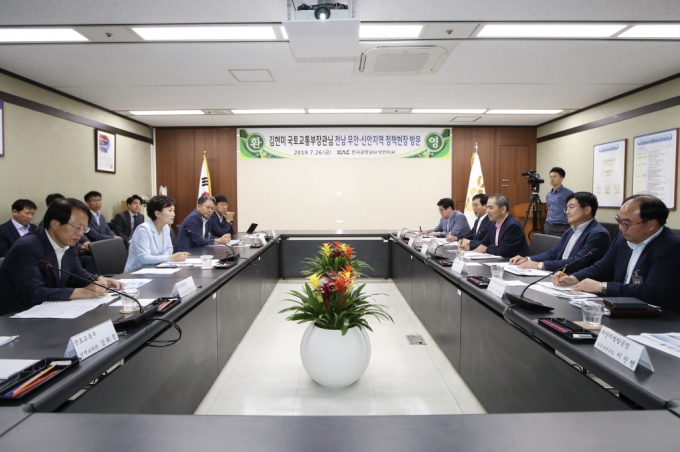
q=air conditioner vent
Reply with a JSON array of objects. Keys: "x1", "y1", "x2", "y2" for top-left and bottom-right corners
[{"x1": 358, "y1": 46, "x2": 449, "y2": 75}]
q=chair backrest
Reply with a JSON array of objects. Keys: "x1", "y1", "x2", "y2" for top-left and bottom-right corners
[
  {"x1": 599, "y1": 222, "x2": 620, "y2": 241},
  {"x1": 169, "y1": 228, "x2": 177, "y2": 246},
  {"x1": 528, "y1": 233, "x2": 561, "y2": 256},
  {"x1": 89, "y1": 238, "x2": 128, "y2": 276},
  {"x1": 0, "y1": 257, "x2": 4, "y2": 267}
]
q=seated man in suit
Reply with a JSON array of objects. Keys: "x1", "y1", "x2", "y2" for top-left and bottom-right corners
[
  {"x1": 509, "y1": 192, "x2": 610, "y2": 273},
  {"x1": 459, "y1": 194, "x2": 529, "y2": 257},
  {"x1": 0, "y1": 199, "x2": 38, "y2": 257},
  {"x1": 174, "y1": 196, "x2": 233, "y2": 252},
  {"x1": 82, "y1": 191, "x2": 119, "y2": 244},
  {"x1": 211, "y1": 194, "x2": 235, "y2": 239},
  {"x1": 554, "y1": 194, "x2": 680, "y2": 312},
  {"x1": 459, "y1": 193, "x2": 493, "y2": 248},
  {"x1": 0, "y1": 198, "x2": 124, "y2": 316},
  {"x1": 111, "y1": 194, "x2": 145, "y2": 247},
  {"x1": 425, "y1": 197, "x2": 471, "y2": 240}
]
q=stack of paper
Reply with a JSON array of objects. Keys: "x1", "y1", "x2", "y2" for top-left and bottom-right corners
[
  {"x1": 131, "y1": 268, "x2": 181, "y2": 275},
  {"x1": 465, "y1": 252, "x2": 502, "y2": 260},
  {"x1": 117, "y1": 279, "x2": 152, "y2": 290},
  {"x1": 11, "y1": 295, "x2": 116, "y2": 319},
  {"x1": 628, "y1": 333, "x2": 680, "y2": 359},
  {"x1": 503, "y1": 265, "x2": 551, "y2": 277}
]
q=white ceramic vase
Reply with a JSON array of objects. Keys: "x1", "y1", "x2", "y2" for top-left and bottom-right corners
[{"x1": 300, "y1": 323, "x2": 371, "y2": 389}]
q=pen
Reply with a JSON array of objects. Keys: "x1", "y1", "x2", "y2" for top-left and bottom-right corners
[
  {"x1": 5, "y1": 365, "x2": 55, "y2": 397},
  {"x1": 555, "y1": 265, "x2": 568, "y2": 280},
  {"x1": 12, "y1": 369, "x2": 63, "y2": 397}
]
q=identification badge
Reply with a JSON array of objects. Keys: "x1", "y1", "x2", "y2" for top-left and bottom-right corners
[{"x1": 631, "y1": 270, "x2": 643, "y2": 285}]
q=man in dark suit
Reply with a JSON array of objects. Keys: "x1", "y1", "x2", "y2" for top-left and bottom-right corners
[
  {"x1": 111, "y1": 194, "x2": 145, "y2": 246},
  {"x1": 554, "y1": 194, "x2": 680, "y2": 312},
  {"x1": 510, "y1": 192, "x2": 610, "y2": 273},
  {"x1": 460, "y1": 193, "x2": 493, "y2": 249},
  {"x1": 175, "y1": 196, "x2": 233, "y2": 252},
  {"x1": 38, "y1": 193, "x2": 65, "y2": 228},
  {"x1": 0, "y1": 198, "x2": 123, "y2": 316},
  {"x1": 460, "y1": 194, "x2": 529, "y2": 257},
  {"x1": 210, "y1": 194, "x2": 235, "y2": 238},
  {"x1": 82, "y1": 190, "x2": 119, "y2": 246},
  {"x1": 0, "y1": 199, "x2": 38, "y2": 257}
]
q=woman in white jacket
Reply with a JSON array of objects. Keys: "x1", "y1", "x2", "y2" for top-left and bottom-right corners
[{"x1": 124, "y1": 195, "x2": 188, "y2": 272}]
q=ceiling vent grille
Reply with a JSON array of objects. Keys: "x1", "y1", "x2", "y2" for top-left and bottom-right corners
[{"x1": 359, "y1": 46, "x2": 448, "y2": 75}]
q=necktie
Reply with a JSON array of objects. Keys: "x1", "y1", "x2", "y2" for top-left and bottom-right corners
[
  {"x1": 473, "y1": 218, "x2": 480, "y2": 234},
  {"x1": 131, "y1": 215, "x2": 136, "y2": 233}
]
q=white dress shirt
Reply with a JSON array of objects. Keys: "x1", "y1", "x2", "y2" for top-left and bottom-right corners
[
  {"x1": 46, "y1": 231, "x2": 69, "y2": 269},
  {"x1": 561, "y1": 219, "x2": 593, "y2": 259},
  {"x1": 625, "y1": 227, "x2": 664, "y2": 283},
  {"x1": 11, "y1": 219, "x2": 31, "y2": 237}
]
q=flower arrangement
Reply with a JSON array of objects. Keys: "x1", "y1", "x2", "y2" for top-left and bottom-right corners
[{"x1": 280, "y1": 243, "x2": 393, "y2": 335}]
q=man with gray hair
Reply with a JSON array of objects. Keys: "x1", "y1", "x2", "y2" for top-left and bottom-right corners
[
  {"x1": 174, "y1": 196, "x2": 232, "y2": 252},
  {"x1": 460, "y1": 194, "x2": 529, "y2": 257}
]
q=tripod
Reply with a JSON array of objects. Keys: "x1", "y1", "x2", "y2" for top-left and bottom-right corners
[{"x1": 523, "y1": 191, "x2": 544, "y2": 240}]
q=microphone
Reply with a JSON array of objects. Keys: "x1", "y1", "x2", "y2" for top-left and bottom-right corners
[
  {"x1": 38, "y1": 260, "x2": 144, "y2": 314},
  {"x1": 186, "y1": 229, "x2": 240, "y2": 261},
  {"x1": 506, "y1": 248, "x2": 599, "y2": 312}
]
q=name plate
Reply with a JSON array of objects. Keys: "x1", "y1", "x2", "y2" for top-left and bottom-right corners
[
  {"x1": 595, "y1": 326, "x2": 653, "y2": 372},
  {"x1": 396, "y1": 230, "x2": 402, "y2": 238},
  {"x1": 451, "y1": 259, "x2": 467, "y2": 274},
  {"x1": 487, "y1": 278, "x2": 507, "y2": 298},
  {"x1": 64, "y1": 320, "x2": 119, "y2": 361},
  {"x1": 171, "y1": 276, "x2": 197, "y2": 298},
  {"x1": 271, "y1": 230, "x2": 276, "y2": 238},
  {"x1": 420, "y1": 244, "x2": 429, "y2": 255},
  {"x1": 407, "y1": 237, "x2": 415, "y2": 247}
]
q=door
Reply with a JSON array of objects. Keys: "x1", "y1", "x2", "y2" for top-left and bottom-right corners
[{"x1": 499, "y1": 145, "x2": 532, "y2": 209}]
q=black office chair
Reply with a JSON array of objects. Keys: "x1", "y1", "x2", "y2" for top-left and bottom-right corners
[
  {"x1": 599, "y1": 222, "x2": 620, "y2": 241},
  {"x1": 0, "y1": 257, "x2": 4, "y2": 267},
  {"x1": 528, "y1": 233, "x2": 561, "y2": 256},
  {"x1": 89, "y1": 238, "x2": 128, "y2": 276},
  {"x1": 169, "y1": 228, "x2": 177, "y2": 246}
]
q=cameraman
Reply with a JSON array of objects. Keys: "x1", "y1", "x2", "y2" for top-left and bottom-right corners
[{"x1": 544, "y1": 167, "x2": 574, "y2": 237}]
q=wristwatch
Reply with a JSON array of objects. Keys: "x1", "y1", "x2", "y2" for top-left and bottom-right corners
[
  {"x1": 600, "y1": 282, "x2": 607, "y2": 294},
  {"x1": 538, "y1": 262, "x2": 544, "y2": 270}
]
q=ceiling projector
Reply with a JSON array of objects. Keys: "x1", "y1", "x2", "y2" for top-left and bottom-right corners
[{"x1": 295, "y1": 1, "x2": 351, "y2": 21}]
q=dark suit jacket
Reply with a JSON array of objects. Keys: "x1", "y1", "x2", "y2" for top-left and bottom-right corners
[
  {"x1": 479, "y1": 214, "x2": 529, "y2": 257},
  {"x1": 0, "y1": 219, "x2": 37, "y2": 257},
  {"x1": 174, "y1": 210, "x2": 214, "y2": 252},
  {"x1": 0, "y1": 229, "x2": 96, "y2": 316},
  {"x1": 466, "y1": 215, "x2": 493, "y2": 249},
  {"x1": 572, "y1": 227, "x2": 680, "y2": 312},
  {"x1": 210, "y1": 212, "x2": 235, "y2": 237},
  {"x1": 530, "y1": 220, "x2": 611, "y2": 273},
  {"x1": 85, "y1": 212, "x2": 115, "y2": 242},
  {"x1": 111, "y1": 211, "x2": 145, "y2": 243}
]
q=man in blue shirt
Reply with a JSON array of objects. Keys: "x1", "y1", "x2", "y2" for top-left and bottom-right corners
[
  {"x1": 544, "y1": 167, "x2": 574, "y2": 237},
  {"x1": 425, "y1": 198, "x2": 470, "y2": 240},
  {"x1": 554, "y1": 194, "x2": 680, "y2": 312},
  {"x1": 509, "y1": 192, "x2": 610, "y2": 272}
]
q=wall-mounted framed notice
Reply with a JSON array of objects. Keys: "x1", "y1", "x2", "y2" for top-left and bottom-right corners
[
  {"x1": 633, "y1": 129, "x2": 678, "y2": 210},
  {"x1": 0, "y1": 99, "x2": 4, "y2": 157},
  {"x1": 593, "y1": 139, "x2": 626, "y2": 208},
  {"x1": 95, "y1": 129, "x2": 116, "y2": 173}
]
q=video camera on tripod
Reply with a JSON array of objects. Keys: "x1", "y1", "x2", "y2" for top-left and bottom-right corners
[{"x1": 521, "y1": 170, "x2": 545, "y2": 193}]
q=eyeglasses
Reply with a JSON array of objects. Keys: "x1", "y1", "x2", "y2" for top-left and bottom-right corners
[
  {"x1": 67, "y1": 223, "x2": 90, "y2": 233},
  {"x1": 614, "y1": 216, "x2": 649, "y2": 230},
  {"x1": 564, "y1": 204, "x2": 581, "y2": 213},
  {"x1": 200, "y1": 204, "x2": 215, "y2": 211}
]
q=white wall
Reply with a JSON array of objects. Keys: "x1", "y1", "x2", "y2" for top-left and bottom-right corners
[
  {"x1": 0, "y1": 73, "x2": 153, "y2": 223},
  {"x1": 537, "y1": 78, "x2": 680, "y2": 227},
  {"x1": 238, "y1": 157, "x2": 452, "y2": 231}
]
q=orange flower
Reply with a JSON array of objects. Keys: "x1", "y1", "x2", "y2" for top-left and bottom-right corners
[{"x1": 344, "y1": 245, "x2": 354, "y2": 260}]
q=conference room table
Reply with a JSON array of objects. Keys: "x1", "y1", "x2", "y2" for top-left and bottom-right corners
[{"x1": 0, "y1": 230, "x2": 679, "y2": 450}]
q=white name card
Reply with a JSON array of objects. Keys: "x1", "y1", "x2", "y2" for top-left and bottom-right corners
[
  {"x1": 64, "y1": 320, "x2": 119, "y2": 361},
  {"x1": 407, "y1": 237, "x2": 415, "y2": 247},
  {"x1": 487, "y1": 278, "x2": 508, "y2": 298},
  {"x1": 451, "y1": 259, "x2": 467, "y2": 274},
  {"x1": 595, "y1": 326, "x2": 654, "y2": 372},
  {"x1": 396, "y1": 230, "x2": 402, "y2": 238},
  {"x1": 420, "y1": 244, "x2": 429, "y2": 255},
  {"x1": 271, "y1": 230, "x2": 276, "y2": 238},
  {"x1": 171, "y1": 276, "x2": 197, "y2": 298}
]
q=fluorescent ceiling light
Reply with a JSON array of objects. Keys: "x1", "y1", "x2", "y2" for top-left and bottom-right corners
[
  {"x1": 411, "y1": 109, "x2": 487, "y2": 114},
  {"x1": 129, "y1": 110, "x2": 205, "y2": 116},
  {"x1": 280, "y1": 26, "x2": 288, "y2": 40},
  {"x1": 477, "y1": 24, "x2": 626, "y2": 38},
  {"x1": 486, "y1": 109, "x2": 563, "y2": 115},
  {"x1": 231, "y1": 109, "x2": 306, "y2": 114},
  {"x1": 619, "y1": 25, "x2": 680, "y2": 39},
  {"x1": 360, "y1": 24, "x2": 423, "y2": 39},
  {"x1": 0, "y1": 28, "x2": 87, "y2": 42},
  {"x1": 132, "y1": 26, "x2": 276, "y2": 41},
  {"x1": 308, "y1": 109, "x2": 382, "y2": 114}
]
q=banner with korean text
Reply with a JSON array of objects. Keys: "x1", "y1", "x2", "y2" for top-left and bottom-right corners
[{"x1": 238, "y1": 127, "x2": 451, "y2": 159}]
